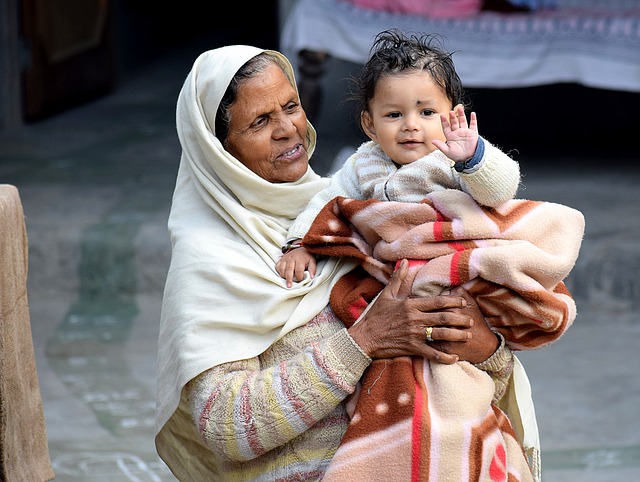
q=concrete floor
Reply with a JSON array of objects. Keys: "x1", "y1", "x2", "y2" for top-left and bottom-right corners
[{"x1": 1, "y1": 44, "x2": 639, "y2": 481}]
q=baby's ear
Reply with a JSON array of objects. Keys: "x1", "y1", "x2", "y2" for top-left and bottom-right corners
[{"x1": 360, "y1": 111, "x2": 377, "y2": 141}]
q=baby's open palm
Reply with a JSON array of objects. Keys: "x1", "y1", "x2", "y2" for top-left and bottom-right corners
[{"x1": 432, "y1": 104, "x2": 479, "y2": 162}]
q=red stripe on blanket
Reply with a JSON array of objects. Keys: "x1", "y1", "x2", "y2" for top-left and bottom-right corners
[
  {"x1": 348, "y1": 296, "x2": 369, "y2": 321},
  {"x1": 489, "y1": 443, "x2": 507, "y2": 481},
  {"x1": 450, "y1": 251, "x2": 462, "y2": 285},
  {"x1": 408, "y1": 259, "x2": 426, "y2": 269},
  {"x1": 411, "y1": 376, "x2": 423, "y2": 482},
  {"x1": 433, "y1": 221, "x2": 443, "y2": 241},
  {"x1": 432, "y1": 211, "x2": 446, "y2": 240}
]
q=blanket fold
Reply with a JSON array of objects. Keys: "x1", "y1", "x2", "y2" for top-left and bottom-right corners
[
  {"x1": 304, "y1": 190, "x2": 584, "y2": 481},
  {"x1": 305, "y1": 190, "x2": 584, "y2": 350}
]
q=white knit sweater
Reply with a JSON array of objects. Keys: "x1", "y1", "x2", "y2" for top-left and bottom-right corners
[{"x1": 288, "y1": 139, "x2": 520, "y2": 240}]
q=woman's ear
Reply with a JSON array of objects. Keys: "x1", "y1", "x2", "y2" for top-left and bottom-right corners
[{"x1": 360, "y1": 111, "x2": 377, "y2": 142}]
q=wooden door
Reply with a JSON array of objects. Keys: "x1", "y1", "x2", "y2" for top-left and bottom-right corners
[{"x1": 21, "y1": 0, "x2": 116, "y2": 120}]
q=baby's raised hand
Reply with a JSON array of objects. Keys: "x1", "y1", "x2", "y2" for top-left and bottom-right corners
[
  {"x1": 276, "y1": 247, "x2": 317, "y2": 288},
  {"x1": 432, "y1": 104, "x2": 479, "y2": 162}
]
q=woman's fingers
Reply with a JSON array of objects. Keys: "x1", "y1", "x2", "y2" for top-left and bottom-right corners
[
  {"x1": 422, "y1": 345, "x2": 459, "y2": 364},
  {"x1": 384, "y1": 258, "x2": 410, "y2": 299},
  {"x1": 408, "y1": 296, "x2": 468, "y2": 323},
  {"x1": 350, "y1": 272, "x2": 475, "y2": 362},
  {"x1": 437, "y1": 285, "x2": 500, "y2": 363},
  {"x1": 426, "y1": 325, "x2": 472, "y2": 343}
]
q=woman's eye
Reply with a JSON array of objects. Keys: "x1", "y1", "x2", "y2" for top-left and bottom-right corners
[{"x1": 252, "y1": 116, "x2": 267, "y2": 128}]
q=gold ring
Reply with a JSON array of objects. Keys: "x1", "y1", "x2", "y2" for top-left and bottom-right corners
[{"x1": 425, "y1": 326, "x2": 434, "y2": 342}]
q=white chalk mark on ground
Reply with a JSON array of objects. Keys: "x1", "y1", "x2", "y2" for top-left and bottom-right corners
[{"x1": 53, "y1": 452, "x2": 169, "y2": 481}]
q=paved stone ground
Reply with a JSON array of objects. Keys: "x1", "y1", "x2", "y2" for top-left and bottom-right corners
[{"x1": 1, "y1": 47, "x2": 639, "y2": 481}]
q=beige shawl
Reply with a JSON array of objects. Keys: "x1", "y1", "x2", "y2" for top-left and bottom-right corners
[{"x1": 155, "y1": 46, "x2": 355, "y2": 435}]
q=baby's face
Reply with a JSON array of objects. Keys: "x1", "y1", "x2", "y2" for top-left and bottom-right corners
[{"x1": 361, "y1": 70, "x2": 452, "y2": 166}]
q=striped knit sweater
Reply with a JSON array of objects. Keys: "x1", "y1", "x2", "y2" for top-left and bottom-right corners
[{"x1": 157, "y1": 306, "x2": 514, "y2": 481}]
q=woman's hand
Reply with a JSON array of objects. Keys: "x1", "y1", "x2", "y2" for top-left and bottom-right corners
[
  {"x1": 433, "y1": 285, "x2": 500, "y2": 364},
  {"x1": 347, "y1": 260, "x2": 474, "y2": 364}
]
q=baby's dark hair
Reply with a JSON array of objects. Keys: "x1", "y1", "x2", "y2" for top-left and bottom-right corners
[{"x1": 351, "y1": 29, "x2": 466, "y2": 118}]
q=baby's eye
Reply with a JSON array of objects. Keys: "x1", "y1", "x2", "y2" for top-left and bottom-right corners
[
  {"x1": 386, "y1": 112, "x2": 402, "y2": 119},
  {"x1": 421, "y1": 109, "x2": 436, "y2": 116}
]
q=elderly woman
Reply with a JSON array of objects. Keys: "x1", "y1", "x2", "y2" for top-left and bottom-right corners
[{"x1": 155, "y1": 45, "x2": 535, "y2": 481}]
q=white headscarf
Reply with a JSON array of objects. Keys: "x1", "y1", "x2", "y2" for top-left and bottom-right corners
[{"x1": 155, "y1": 45, "x2": 356, "y2": 434}]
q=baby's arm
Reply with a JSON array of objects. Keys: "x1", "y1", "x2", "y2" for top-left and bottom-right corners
[
  {"x1": 276, "y1": 243, "x2": 316, "y2": 288},
  {"x1": 277, "y1": 191, "x2": 333, "y2": 289},
  {"x1": 277, "y1": 188, "x2": 333, "y2": 288},
  {"x1": 277, "y1": 153, "x2": 365, "y2": 287},
  {"x1": 454, "y1": 139, "x2": 520, "y2": 207},
  {"x1": 434, "y1": 104, "x2": 520, "y2": 207}
]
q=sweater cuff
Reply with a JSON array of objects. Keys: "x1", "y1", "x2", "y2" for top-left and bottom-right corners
[
  {"x1": 453, "y1": 137, "x2": 485, "y2": 173},
  {"x1": 474, "y1": 331, "x2": 511, "y2": 373},
  {"x1": 473, "y1": 331, "x2": 514, "y2": 403},
  {"x1": 323, "y1": 328, "x2": 372, "y2": 387}
]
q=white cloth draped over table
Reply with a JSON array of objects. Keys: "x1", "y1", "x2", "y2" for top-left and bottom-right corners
[{"x1": 281, "y1": 0, "x2": 640, "y2": 93}]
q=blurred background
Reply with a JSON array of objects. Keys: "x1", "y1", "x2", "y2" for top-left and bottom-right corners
[
  {"x1": 1, "y1": 0, "x2": 639, "y2": 481},
  {"x1": 3, "y1": 0, "x2": 639, "y2": 160},
  {"x1": 0, "y1": 0, "x2": 280, "y2": 126}
]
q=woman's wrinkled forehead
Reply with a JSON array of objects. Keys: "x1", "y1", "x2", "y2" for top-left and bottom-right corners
[{"x1": 195, "y1": 45, "x2": 265, "y2": 124}]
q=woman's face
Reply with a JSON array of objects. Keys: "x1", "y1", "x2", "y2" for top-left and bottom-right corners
[{"x1": 224, "y1": 63, "x2": 310, "y2": 183}]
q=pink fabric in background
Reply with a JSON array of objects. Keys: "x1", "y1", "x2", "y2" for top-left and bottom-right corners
[{"x1": 341, "y1": 0, "x2": 483, "y2": 18}]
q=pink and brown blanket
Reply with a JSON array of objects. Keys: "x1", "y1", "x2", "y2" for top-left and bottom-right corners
[{"x1": 302, "y1": 190, "x2": 585, "y2": 481}]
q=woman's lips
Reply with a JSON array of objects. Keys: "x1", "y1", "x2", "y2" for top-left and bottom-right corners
[{"x1": 279, "y1": 144, "x2": 304, "y2": 161}]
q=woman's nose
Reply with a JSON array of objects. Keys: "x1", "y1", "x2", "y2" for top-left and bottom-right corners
[{"x1": 273, "y1": 114, "x2": 297, "y2": 137}]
